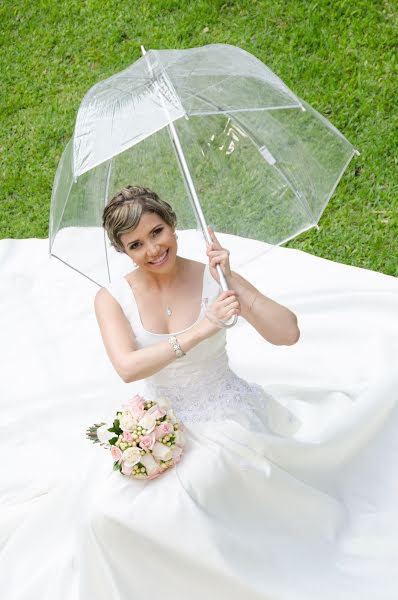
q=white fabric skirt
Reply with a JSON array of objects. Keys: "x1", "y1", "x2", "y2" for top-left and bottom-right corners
[{"x1": 1, "y1": 234, "x2": 398, "y2": 599}]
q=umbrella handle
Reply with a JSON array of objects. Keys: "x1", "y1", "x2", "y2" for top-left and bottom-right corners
[
  {"x1": 219, "y1": 314, "x2": 238, "y2": 328},
  {"x1": 215, "y1": 263, "x2": 239, "y2": 328}
]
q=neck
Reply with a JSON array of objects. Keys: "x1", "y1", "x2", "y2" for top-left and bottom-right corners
[{"x1": 141, "y1": 255, "x2": 185, "y2": 292}]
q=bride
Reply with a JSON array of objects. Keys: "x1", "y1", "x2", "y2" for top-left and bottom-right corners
[
  {"x1": 96, "y1": 185, "x2": 300, "y2": 396},
  {"x1": 85, "y1": 184, "x2": 302, "y2": 599},
  {"x1": 2, "y1": 185, "x2": 397, "y2": 600}
]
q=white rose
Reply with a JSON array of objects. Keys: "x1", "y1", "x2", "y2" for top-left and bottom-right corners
[
  {"x1": 122, "y1": 446, "x2": 142, "y2": 467},
  {"x1": 156, "y1": 396, "x2": 172, "y2": 411},
  {"x1": 96, "y1": 424, "x2": 114, "y2": 444},
  {"x1": 174, "y1": 430, "x2": 186, "y2": 447},
  {"x1": 120, "y1": 412, "x2": 137, "y2": 432},
  {"x1": 140, "y1": 453, "x2": 160, "y2": 476},
  {"x1": 166, "y1": 408, "x2": 177, "y2": 423},
  {"x1": 151, "y1": 441, "x2": 173, "y2": 461},
  {"x1": 138, "y1": 413, "x2": 157, "y2": 433}
]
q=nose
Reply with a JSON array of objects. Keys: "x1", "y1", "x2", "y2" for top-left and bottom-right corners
[{"x1": 147, "y1": 241, "x2": 161, "y2": 257}]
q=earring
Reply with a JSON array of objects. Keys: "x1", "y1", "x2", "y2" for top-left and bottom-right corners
[{"x1": 174, "y1": 232, "x2": 178, "y2": 240}]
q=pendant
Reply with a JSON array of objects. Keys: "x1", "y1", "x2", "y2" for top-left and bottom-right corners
[{"x1": 166, "y1": 306, "x2": 172, "y2": 317}]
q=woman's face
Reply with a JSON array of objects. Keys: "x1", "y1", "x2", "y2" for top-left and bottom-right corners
[{"x1": 120, "y1": 211, "x2": 177, "y2": 272}]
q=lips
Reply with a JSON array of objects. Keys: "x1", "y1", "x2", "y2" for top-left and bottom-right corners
[{"x1": 149, "y1": 249, "x2": 169, "y2": 266}]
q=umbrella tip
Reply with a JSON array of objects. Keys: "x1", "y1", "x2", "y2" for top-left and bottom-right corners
[
  {"x1": 140, "y1": 45, "x2": 147, "y2": 56},
  {"x1": 354, "y1": 148, "x2": 361, "y2": 156}
]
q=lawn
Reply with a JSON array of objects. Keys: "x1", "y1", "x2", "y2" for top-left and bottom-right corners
[{"x1": 0, "y1": 0, "x2": 396, "y2": 276}]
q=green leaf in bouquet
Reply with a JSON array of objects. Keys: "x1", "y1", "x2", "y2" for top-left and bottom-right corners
[
  {"x1": 135, "y1": 462, "x2": 147, "y2": 475},
  {"x1": 108, "y1": 418, "x2": 123, "y2": 435},
  {"x1": 109, "y1": 436, "x2": 118, "y2": 445}
]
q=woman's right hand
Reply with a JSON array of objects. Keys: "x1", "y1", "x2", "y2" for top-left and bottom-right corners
[{"x1": 198, "y1": 290, "x2": 241, "y2": 338}]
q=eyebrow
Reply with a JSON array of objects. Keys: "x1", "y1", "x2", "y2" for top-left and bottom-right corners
[{"x1": 128, "y1": 223, "x2": 163, "y2": 248}]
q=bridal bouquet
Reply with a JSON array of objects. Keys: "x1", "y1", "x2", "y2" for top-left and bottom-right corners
[{"x1": 86, "y1": 394, "x2": 185, "y2": 480}]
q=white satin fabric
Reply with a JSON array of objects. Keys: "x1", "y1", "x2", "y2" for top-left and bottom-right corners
[{"x1": 1, "y1": 232, "x2": 398, "y2": 600}]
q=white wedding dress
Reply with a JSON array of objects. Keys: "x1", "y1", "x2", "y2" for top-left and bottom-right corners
[{"x1": 1, "y1": 233, "x2": 398, "y2": 600}]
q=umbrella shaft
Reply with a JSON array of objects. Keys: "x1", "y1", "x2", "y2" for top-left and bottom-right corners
[{"x1": 141, "y1": 46, "x2": 230, "y2": 293}]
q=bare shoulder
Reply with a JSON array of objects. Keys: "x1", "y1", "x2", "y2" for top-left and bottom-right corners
[
  {"x1": 93, "y1": 286, "x2": 127, "y2": 328},
  {"x1": 94, "y1": 286, "x2": 118, "y2": 311},
  {"x1": 179, "y1": 257, "x2": 206, "y2": 279},
  {"x1": 123, "y1": 269, "x2": 138, "y2": 289}
]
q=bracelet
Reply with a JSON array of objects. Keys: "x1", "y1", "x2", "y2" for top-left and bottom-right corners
[{"x1": 168, "y1": 335, "x2": 186, "y2": 359}]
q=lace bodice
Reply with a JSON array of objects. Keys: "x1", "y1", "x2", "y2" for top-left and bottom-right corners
[{"x1": 104, "y1": 263, "x2": 270, "y2": 423}]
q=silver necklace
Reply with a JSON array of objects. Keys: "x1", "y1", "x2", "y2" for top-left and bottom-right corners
[{"x1": 166, "y1": 306, "x2": 172, "y2": 317}]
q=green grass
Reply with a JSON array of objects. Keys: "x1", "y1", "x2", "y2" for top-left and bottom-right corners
[{"x1": 1, "y1": 0, "x2": 397, "y2": 276}]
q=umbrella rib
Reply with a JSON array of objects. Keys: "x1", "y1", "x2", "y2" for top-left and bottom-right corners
[
  {"x1": 313, "y1": 148, "x2": 358, "y2": 224},
  {"x1": 49, "y1": 141, "x2": 74, "y2": 254},
  {"x1": 50, "y1": 254, "x2": 102, "y2": 287},
  {"x1": 273, "y1": 164, "x2": 316, "y2": 225},
  {"x1": 103, "y1": 158, "x2": 113, "y2": 283},
  {"x1": 187, "y1": 105, "x2": 302, "y2": 116},
  {"x1": 176, "y1": 73, "x2": 244, "y2": 108},
  {"x1": 176, "y1": 72, "x2": 301, "y2": 114},
  {"x1": 233, "y1": 222, "x2": 320, "y2": 271}
]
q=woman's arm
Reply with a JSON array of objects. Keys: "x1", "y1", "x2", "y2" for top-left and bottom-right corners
[
  {"x1": 94, "y1": 287, "x2": 239, "y2": 384},
  {"x1": 206, "y1": 226, "x2": 300, "y2": 346},
  {"x1": 229, "y1": 271, "x2": 300, "y2": 346},
  {"x1": 120, "y1": 326, "x2": 206, "y2": 383}
]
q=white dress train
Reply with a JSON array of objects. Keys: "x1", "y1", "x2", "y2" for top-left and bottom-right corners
[{"x1": 1, "y1": 234, "x2": 398, "y2": 600}]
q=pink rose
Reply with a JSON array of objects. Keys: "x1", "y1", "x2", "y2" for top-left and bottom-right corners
[
  {"x1": 131, "y1": 403, "x2": 145, "y2": 421},
  {"x1": 147, "y1": 405, "x2": 167, "y2": 419},
  {"x1": 154, "y1": 426, "x2": 163, "y2": 440},
  {"x1": 121, "y1": 462, "x2": 133, "y2": 476},
  {"x1": 122, "y1": 394, "x2": 141, "y2": 409},
  {"x1": 147, "y1": 469, "x2": 162, "y2": 480},
  {"x1": 172, "y1": 446, "x2": 183, "y2": 463},
  {"x1": 139, "y1": 433, "x2": 156, "y2": 451},
  {"x1": 127, "y1": 394, "x2": 145, "y2": 409},
  {"x1": 123, "y1": 431, "x2": 133, "y2": 442},
  {"x1": 111, "y1": 445, "x2": 122, "y2": 462},
  {"x1": 155, "y1": 422, "x2": 174, "y2": 440}
]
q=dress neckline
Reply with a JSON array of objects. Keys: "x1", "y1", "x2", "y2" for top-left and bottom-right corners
[{"x1": 122, "y1": 263, "x2": 208, "y2": 337}]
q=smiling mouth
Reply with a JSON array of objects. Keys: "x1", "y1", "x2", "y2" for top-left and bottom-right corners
[{"x1": 148, "y1": 249, "x2": 169, "y2": 265}]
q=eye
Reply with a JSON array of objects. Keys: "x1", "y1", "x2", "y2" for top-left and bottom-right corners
[
  {"x1": 129, "y1": 241, "x2": 141, "y2": 250},
  {"x1": 153, "y1": 227, "x2": 163, "y2": 236}
]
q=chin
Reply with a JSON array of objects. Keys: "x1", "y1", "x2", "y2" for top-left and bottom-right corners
[{"x1": 147, "y1": 247, "x2": 176, "y2": 269}]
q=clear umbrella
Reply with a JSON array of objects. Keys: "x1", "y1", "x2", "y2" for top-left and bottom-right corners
[{"x1": 49, "y1": 43, "x2": 359, "y2": 289}]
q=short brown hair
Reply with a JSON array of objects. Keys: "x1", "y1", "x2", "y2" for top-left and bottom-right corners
[{"x1": 103, "y1": 186, "x2": 177, "y2": 253}]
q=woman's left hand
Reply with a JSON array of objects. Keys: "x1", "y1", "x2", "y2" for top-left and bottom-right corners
[{"x1": 206, "y1": 226, "x2": 232, "y2": 284}]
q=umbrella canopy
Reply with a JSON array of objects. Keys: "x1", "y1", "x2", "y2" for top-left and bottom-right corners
[{"x1": 49, "y1": 43, "x2": 358, "y2": 287}]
